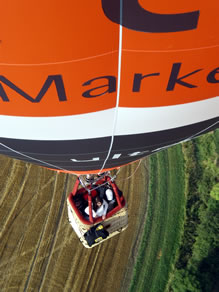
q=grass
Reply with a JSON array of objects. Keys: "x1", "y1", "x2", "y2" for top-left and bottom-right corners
[
  {"x1": 168, "y1": 130, "x2": 219, "y2": 292},
  {"x1": 129, "y1": 144, "x2": 186, "y2": 292}
]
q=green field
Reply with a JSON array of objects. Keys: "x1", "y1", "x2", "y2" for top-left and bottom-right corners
[
  {"x1": 169, "y1": 130, "x2": 219, "y2": 292},
  {"x1": 129, "y1": 129, "x2": 219, "y2": 292},
  {"x1": 129, "y1": 144, "x2": 186, "y2": 292}
]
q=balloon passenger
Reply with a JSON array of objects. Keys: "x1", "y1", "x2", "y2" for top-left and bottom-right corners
[
  {"x1": 94, "y1": 196, "x2": 109, "y2": 219},
  {"x1": 98, "y1": 185, "x2": 114, "y2": 201},
  {"x1": 85, "y1": 196, "x2": 109, "y2": 220},
  {"x1": 105, "y1": 188, "x2": 114, "y2": 201}
]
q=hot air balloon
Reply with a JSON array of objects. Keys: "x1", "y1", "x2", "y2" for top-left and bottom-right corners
[
  {"x1": 67, "y1": 172, "x2": 128, "y2": 248},
  {"x1": 0, "y1": 1, "x2": 218, "y2": 247}
]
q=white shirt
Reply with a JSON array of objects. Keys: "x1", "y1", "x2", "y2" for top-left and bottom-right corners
[
  {"x1": 84, "y1": 206, "x2": 96, "y2": 217},
  {"x1": 85, "y1": 199, "x2": 109, "y2": 218},
  {"x1": 95, "y1": 199, "x2": 109, "y2": 217}
]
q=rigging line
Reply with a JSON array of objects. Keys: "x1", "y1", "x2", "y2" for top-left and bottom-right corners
[
  {"x1": 0, "y1": 143, "x2": 67, "y2": 171},
  {"x1": 151, "y1": 120, "x2": 219, "y2": 154},
  {"x1": 0, "y1": 51, "x2": 118, "y2": 66},
  {"x1": 78, "y1": 168, "x2": 121, "y2": 192},
  {"x1": 181, "y1": 120, "x2": 219, "y2": 143},
  {"x1": 120, "y1": 159, "x2": 142, "y2": 181},
  {"x1": 117, "y1": 121, "x2": 219, "y2": 180},
  {"x1": 83, "y1": 176, "x2": 117, "y2": 193},
  {"x1": 98, "y1": 0, "x2": 123, "y2": 175}
]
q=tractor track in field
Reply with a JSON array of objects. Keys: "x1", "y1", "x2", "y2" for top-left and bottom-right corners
[
  {"x1": 0, "y1": 163, "x2": 32, "y2": 255},
  {"x1": 1, "y1": 165, "x2": 31, "y2": 228},
  {"x1": 0, "y1": 156, "x2": 149, "y2": 292},
  {"x1": 121, "y1": 158, "x2": 150, "y2": 292},
  {"x1": 23, "y1": 172, "x2": 59, "y2": 292},
  {"x1": 37, "y1": 174, "x2": 69, "y2": 291}
]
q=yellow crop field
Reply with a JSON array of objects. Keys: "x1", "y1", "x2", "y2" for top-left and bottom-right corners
[{"x1": 0, "y1": 155, "x2": 149, "y2": 292}]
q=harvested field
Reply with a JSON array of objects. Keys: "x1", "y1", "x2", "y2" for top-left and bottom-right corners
[{"x1": 0, "y1": 156, "x2": 149, "y2": 292}]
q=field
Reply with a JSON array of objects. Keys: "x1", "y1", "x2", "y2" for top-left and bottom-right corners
[
  {"x1": 0, "y1": 156, "x2": 149, "y2": 292},
  {"x1": 1, "y1": 131, "x2": 217, "y2": 292},
  {"x1": 129, "y1": 145, "x2": 186, "y2": 292},
  {"x1": 169, "y1": 130, "x2": 219, "y2": 292},
  {"x1": 128, "y1": 130, "x2": 219, "y2": 292}
]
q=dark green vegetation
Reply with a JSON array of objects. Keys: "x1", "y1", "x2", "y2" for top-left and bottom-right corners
[
  {"x1": 169, "y1": 129, "x2": 219, "y2": 292},
  {"x1": 129, "y1": 144, "x2": 186, "y2": 292},
  {"x1": 129, "y1": 129, "x2": 219, "y2": 292}
]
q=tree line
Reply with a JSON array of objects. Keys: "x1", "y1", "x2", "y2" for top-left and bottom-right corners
[{"x1": 168, "y1": 129, "x2": 219, "y2": 292}]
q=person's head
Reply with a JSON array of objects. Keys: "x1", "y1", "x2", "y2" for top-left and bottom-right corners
[
  {"x1": 105, "y1": 188, "x2": 113, "y2": 201},
  {"x1": 94, "y1": 196, "x2": 103, "y2": 210}
]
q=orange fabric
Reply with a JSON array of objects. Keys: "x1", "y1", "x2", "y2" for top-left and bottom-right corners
[{"x1": 0, "y1": 0, "x2": 218, "y2": 116}]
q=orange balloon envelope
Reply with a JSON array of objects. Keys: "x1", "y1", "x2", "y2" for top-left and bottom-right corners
[{"x1": 0, "y1": 0, "x2": 218, "y2": 173}]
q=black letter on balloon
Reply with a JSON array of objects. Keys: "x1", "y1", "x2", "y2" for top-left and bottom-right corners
[
  {"x1": 133, "y1": 73, "x2": 160, "y2": 92},
  {"x1": 82, "y1": 76, "x2": 116, "y2": 98},
  {"x1": 167, "y1": 63, "x2": 202, "y2": 91},
  {"x1": 0, "y1": 75, "x2": 67, "y2": 102},
  {"x1": 207, "y1": 67, "x2": 219, "y2": 83},
  {"x1": 102, "y1": 0, "x2": 199, "y2": 33}
]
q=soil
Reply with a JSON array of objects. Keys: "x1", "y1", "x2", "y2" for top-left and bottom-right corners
[{"x1": 0, "y1": 155, "x2": 149, "y2": 292}]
